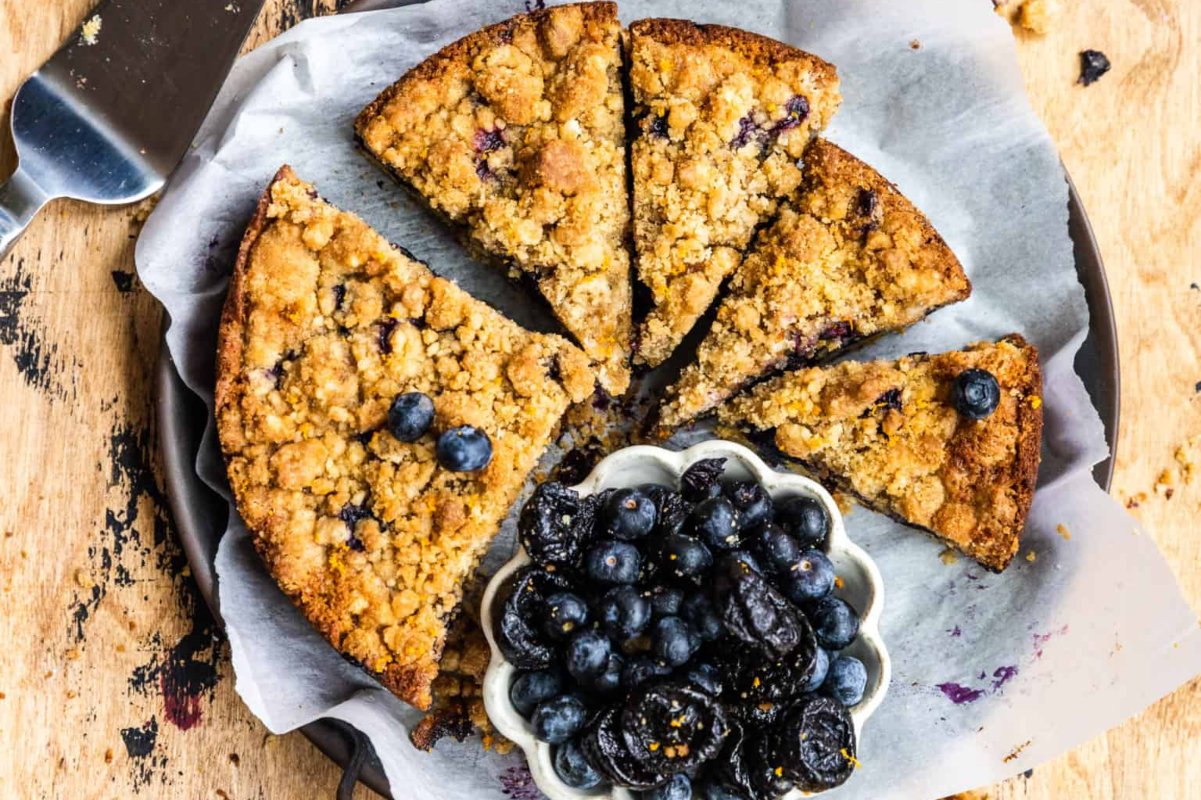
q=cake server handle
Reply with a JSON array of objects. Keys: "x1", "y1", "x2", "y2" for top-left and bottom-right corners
[{"x1": 0, "y1": 165, "x2": 50, "y2": 262}]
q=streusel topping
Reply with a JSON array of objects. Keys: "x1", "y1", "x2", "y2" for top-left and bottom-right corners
[
  {"x1": 718, "y1": 337, "x2": 1042, "y2": 571},
  {"x1": 356, "y1": 2, "x2": 632, "y2": 394},
  {"x1": 214, "y1": 167, "x2": 593, "y2": 709},
  {"x1": 628, "y1": 18, "x2": 841, "y2": 367},
  {"x1": 656, "y1": 139, "x2": 970, "y2": 432}
]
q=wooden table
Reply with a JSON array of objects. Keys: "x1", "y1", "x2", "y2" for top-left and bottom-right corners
[{"x1": 1, "y1": 1, "x2": 1197, "y2": 797}]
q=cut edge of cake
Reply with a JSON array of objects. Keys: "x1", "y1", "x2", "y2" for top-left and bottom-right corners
[
  {"x1": 716, "y1": 335, "x2": 1043, "y2": 572},
  {"x1": 354, "y1": 1, "x2": 633, "y2": 396},
  {"x1": 627, "y1": 17, "x2": 843, "y2": 368},
  {"x1": 653, "y1": 138, "x2": 972, "y2": 436}
]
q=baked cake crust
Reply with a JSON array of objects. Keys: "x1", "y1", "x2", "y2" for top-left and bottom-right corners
[
  {"x1": 655, "y1": 138, "x2": 971, "y2": 433},
  {"x1": 355, "y1": 2, "x2": 632, "y2": 395},
  {"x1": 628, "y1": 18, "x2": 842, "y2": 367},
  {"x1": 718, "y1": 336, "x2": 1043, "y2": 571},
  {"x1": 215, "y1": 167, "x2": 593, "y2": 709}
]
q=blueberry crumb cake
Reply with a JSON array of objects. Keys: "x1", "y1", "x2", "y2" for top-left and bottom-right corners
[
  {"x1": 628, "y1": 18, "x2": 842, "y2": 367},
  {"x1": 718, "y1": 336, "x2": 1043, "y2": 572},
  {"x1": 214, "y1": 166, "x2": 594, "y2": 709},
  {"x1": 655, "y1": 138, "x2": 971, "y2": 434},
  {"x1": 355, "y1": 2, "x2": 632, "y2": 395}
]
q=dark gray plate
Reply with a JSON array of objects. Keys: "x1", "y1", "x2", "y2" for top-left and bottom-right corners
[{"x1": 155, "y1": 175, "x2": 1119, "y2": 799}]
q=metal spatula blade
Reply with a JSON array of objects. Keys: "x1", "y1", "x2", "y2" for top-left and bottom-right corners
[{"x1": 0, "y1": 0, "x2": 267, "y2": 259}]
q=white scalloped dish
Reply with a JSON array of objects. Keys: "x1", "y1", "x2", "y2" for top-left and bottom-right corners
[{"x1": 480, "y1": 440, "x2": 891, "y2": 800}]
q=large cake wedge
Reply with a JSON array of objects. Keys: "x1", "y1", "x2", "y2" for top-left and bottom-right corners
[
  {"x1": 718, "y1": 336, "x2": 1043, "y2": 571},
  {"x1": 656, "y1": 139, "x2": 971, "y2": 433},
  {"x1": 215, "y1": 167, "x2": 594, "y2": 709},
  {"x1": 355, "y1": 2, "x2": 632, "y2": 395},
  {"x1": 628, "y1": 18, "x2": 841, "y2": 367}
]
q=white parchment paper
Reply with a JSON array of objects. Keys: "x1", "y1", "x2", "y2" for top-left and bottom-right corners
[{"x1": 135, "y1": 1, "x2": 1201, "y2": 797}]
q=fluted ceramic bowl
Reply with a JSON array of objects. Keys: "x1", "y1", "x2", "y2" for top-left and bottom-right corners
[{"x1": 480, "y1": 441, "x2": 891, "y2": 799}]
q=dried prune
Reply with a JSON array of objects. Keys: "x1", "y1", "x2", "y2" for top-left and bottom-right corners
[
  {"x1": 642, "y1": 484, "x2": 689, "y2": 536},
  {"x1": 765, "y1": 695, "x2": 857, "y2": 792},
  {"x1": 715, "y1": 568, "x2": 807, "y2": 658},
  {"x1": 680, "y1": 458, "x2": 727, "y2": 502},
  {"x1": 712, "y1": 721, "x2": 793, "y2": 800},
  {"x1": 582, "y1": 706, "x2": 666, "y2": 790},
  {"x1": 518, "y1": 482, "x2": 597, "y2": 570},
  {"x1": 494, "y1": 566, "x2": 570, "y2": 669},
  {"x1": 621, "y1": 683, "x2": 727, "y2": 774},
  {"x1": 718, "y1": 626, "x2": 818, "y2": 725}
]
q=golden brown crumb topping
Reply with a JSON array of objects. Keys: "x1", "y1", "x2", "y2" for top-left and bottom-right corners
[
  {"x1": 718, "y1": 337, "x2": 1042, "y2": 571},
  {"x1": 656, "y1": 139, "x2": 971, "y2": 432},
  {"x1": 214, "y1": 167, "x2": 593, "y2": 710},
  {"x1": 355, "y1": 2, "x2": 632, "y2": 395},
  {"x1": 627, "y1": 18, "x2": 842, "y2": 367}
]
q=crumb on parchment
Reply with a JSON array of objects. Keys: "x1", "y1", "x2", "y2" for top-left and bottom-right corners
[{"x1": 80, "y1": 14, "x2": 102, "y2": 45}]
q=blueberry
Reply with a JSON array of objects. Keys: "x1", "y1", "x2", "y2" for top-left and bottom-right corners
[
  {"x1": 554, "y1": 739, "x2": 604, "y2": 789},
  {"x1": 590, "y1": 651, "x2": 626, "y2": 694},
  {"x1": 750, "y1": 523, "x2": 802, "y2": 574},
  {"x1": 531, "y1": 695, "x2": 587, "y2": 744},
  {"x1": 603, "y1": 487, "x2": 657, "y2": 541},
  {"x1": 680, "y1": 594, "x2": 724, "y2": 642},
  {"x1": 823, "y1": 655, "x2": 868, "y2": 706},
  {"x1": 509, "y1": 668, "x2": 563, "y2": 717},
  {"x1": 565, "y1": 630, "x2": 612, "y2": 681},
  {"x1": 386, "y1": 392, "x2": 434, "y2": 442},
  {"x1": 585, "y1": 540, "x2": 642, "y2": 585},
  {"x1": 726, "y1": 482, "x2": 773, "y2": 531},
  {"x1": 808, "y1": 596, "x2": 860, "y2": 651},
  {"x1": 776, "y1": 495, "x2": 830, "y2": 548},
  {"x1": 652, "y1": 616, "x2": 699, "y2": 667},
  {"x1": 542, "y1": 592, "x2": 590, "y2": 640},
  {"x1": 686, "y1": 662, "x2": 723, "y2": 697},
  {"x1": 658, "y1": 532, "x2": 713, "y2": 582},
  {"x1": 598, "y1": 586, "x2": 652, "y2": 641},
  {"x1": 690, "y1": 497, "x2": 740, "y2": 550},
  {"x1": 435, "y1": 425, "x2": 492, "y2": 471},
  {"x1": 952, "y1": 368, "x2": 1001, "y2": 420},
  {"x1": 785, "y1": 549, "x2": 835, "y2": 604},
  {"x1": 804, "y1": 647, "x2": 831, "y2": 693},
  {"x1": 622, "y1": 656, "x2": 672, "y2": 689},
  {"x1": 644, "y1": 774, "x2": 692, "y2": 800},
  {"x1": 645, "y1": 584, "x2": 685, "y2": 618}
]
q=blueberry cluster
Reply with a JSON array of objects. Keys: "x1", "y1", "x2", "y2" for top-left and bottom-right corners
[
  {"x1": 386, "y1": 392, "x2": 492, "y2": 472},
  {"x1": 496, "y1": 459, "x2": 866, "y2": 798}
]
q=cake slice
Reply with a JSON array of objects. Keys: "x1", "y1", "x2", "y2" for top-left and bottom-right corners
[
  {"x1": 627, "y1": 19, "x2": 841, "y2": 367},
  {"x1": 355, "y1": 2, "x2": 632, "y2": 395},
  {"x1": 718, "y1": 337, "x2": 1043, "y2": 571},
  {"x1": 655, "y1": 139, "x2": 971, "y2": 433},
  {"x1": 215, "y1": 167, "x2": 594, "y2": 709}
]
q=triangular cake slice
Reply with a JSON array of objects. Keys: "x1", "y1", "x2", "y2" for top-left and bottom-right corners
[
  {"x1": 656, "y1": 139, "x2": 971, "y2": 432},
  {"x1": 718, "y1": 336, "x2": 1043, "y2": 571},
  {"x1": 355, "y1": 2, "x2": 632, "y2": 395},
  {"x1": 215, "y1": 167, "x2": 594, "y2": 709},
  {"x1": 628, "y1": 18, "x2": 842, "y2": 367}
]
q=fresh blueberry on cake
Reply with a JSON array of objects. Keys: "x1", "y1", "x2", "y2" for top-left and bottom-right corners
[
  {"x1": 656, "y1": 138, "x2": 972, "y2": 433},
  {"x1": 717, "y1": 336, "x2": 1044, "y2": 571},
  {"x1": 214, "y1": 166, "x2": 594, "y2": 710},
  {"x1": 627, "y1": 18, "x2": 842, "y2": 367},
  {"x1": 355, "y1": 2, "x2": 633, "y2": 395}
]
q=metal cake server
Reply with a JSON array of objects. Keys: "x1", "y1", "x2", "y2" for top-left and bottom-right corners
[{"x1": 0, "y1": 0, "x2": 267, "y2": 260}]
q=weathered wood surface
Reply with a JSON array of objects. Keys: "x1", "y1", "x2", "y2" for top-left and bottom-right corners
[{"x1": 0, "y1": 0, "x2": 1197, "y2": 798}]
